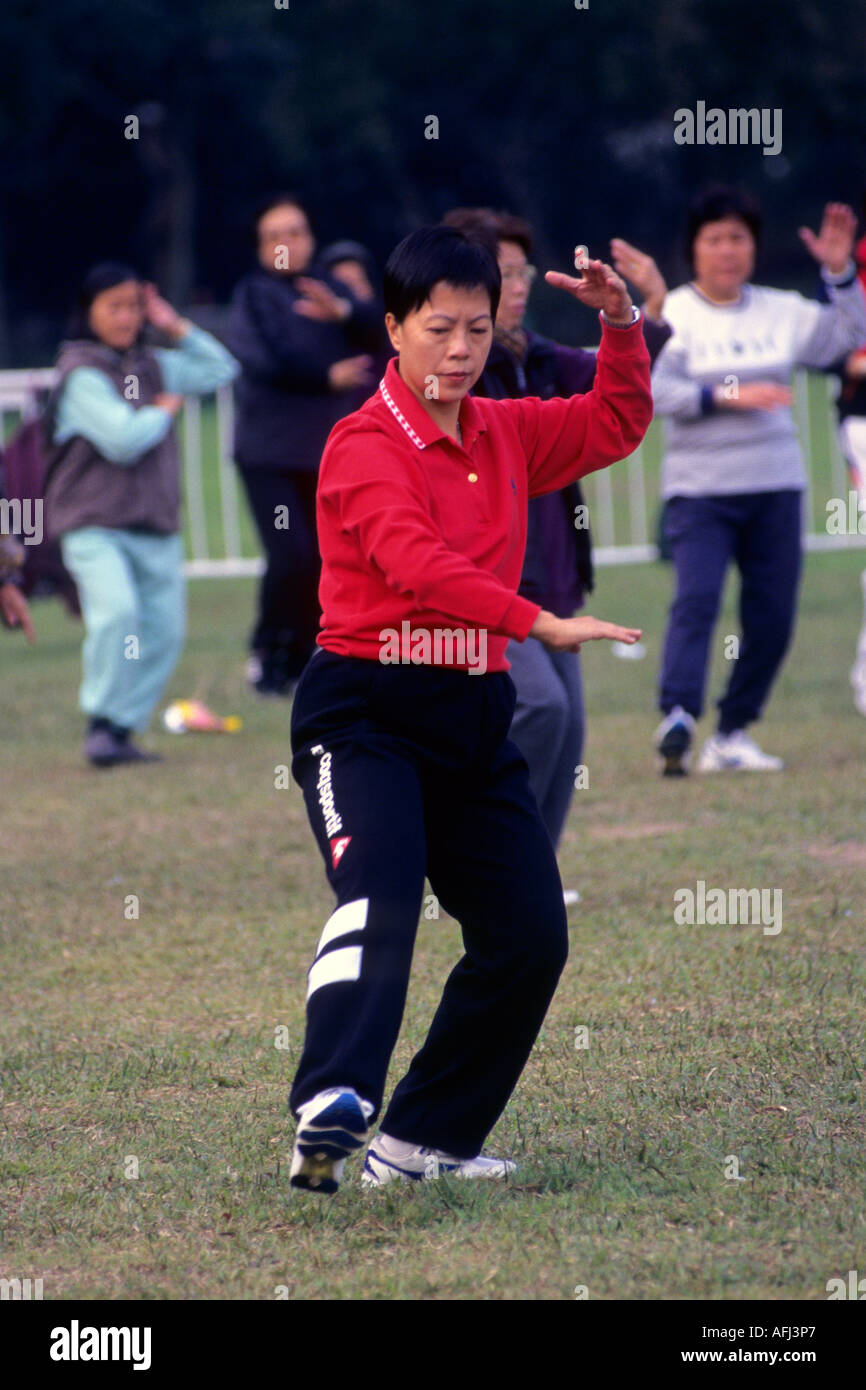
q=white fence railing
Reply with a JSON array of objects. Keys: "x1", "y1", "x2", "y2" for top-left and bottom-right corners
[{"x1": 2, "y1": 368, "x2": 865, "y2": 572}]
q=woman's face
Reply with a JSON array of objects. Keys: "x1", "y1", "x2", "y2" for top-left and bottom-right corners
[
  {"x1": 386, "y1": 281, "x2": 493, "y2": 410},
  {"x1": 692, "y1": 217, "x2": 755, "y2": 299},
  {"x1": 496, "y1": 239, "x2": 532, "y2": 332},
  {"x1": 257, "y1": 203, "x2": 315, "y2": 275},
  {"x1": 88, "y1": 281, "x2": 144, "y2": 351}
]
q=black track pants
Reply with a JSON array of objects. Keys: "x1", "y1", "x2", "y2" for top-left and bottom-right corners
[{"x1": 289, "y1": 648, "x2": 568, "y2": 1158}]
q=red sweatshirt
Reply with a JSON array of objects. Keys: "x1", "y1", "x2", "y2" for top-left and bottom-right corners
[{"x1": 316, "y1": 314, "x2": 652, "y2": 672}]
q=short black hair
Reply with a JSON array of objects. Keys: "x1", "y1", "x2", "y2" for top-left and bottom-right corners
[
  {"x1": 687, "y1": 186, "x2": 762, "y2": 265},
  {"x1": 383, "y1": 225, "x2": 500, "y2": 323},
  {"x1": 67, "y1": 261, "x2": 143, "y2": 341}
]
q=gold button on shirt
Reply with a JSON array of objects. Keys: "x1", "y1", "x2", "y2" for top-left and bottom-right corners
[{"x1": 468, "y1": 472, "x2": 478, "y2": 483}]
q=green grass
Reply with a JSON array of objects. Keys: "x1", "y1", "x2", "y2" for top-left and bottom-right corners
[{"x1": 2, "y1": 553, "x2": 866, "y2": 1300}]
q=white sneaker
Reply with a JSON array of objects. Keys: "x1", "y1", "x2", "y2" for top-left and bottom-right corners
[
  {"x1": 653, "y1": 704, "x2": 696, "y2": 776},
  {"x1": 696, "y1": 729, "x2": 784, "y2": 773},
  {"x1": 290, "y1": 1087, "x2": 374, "y2": 1194},
  {"x1": 852, "y1": 655, "x2": 866, "y2": 717},
  {"x1": 361, "y1": 1132, "x2": 517, "y2": 1187},
  {"x1": 563, "y1": 889, "x2": 581, "y2": 908},
  {"x1": 850, "y1": 577, "x2": 866, "y2": 715}
]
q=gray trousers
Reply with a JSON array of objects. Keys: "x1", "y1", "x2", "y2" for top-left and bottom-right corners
[{"x1": 506, "y1": 636, "x2": 585, "y2": 850}]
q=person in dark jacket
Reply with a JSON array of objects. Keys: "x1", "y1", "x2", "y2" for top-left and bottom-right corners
[
  {"x1": 444, "y1": 208, "x2": 671, "y2": 893},
  {"x1": 318, "y1": 239, "x2": 392, "y2": 411},
  {"x1": 228, "y1": 197, "x2": 383, "y2": 694}
]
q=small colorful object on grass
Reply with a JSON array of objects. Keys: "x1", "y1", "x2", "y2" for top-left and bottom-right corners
[{"x1": 162, "y1": 699, "x2": 242, "y2": 734}]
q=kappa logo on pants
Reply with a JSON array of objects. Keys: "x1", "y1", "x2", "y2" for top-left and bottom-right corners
[{"x1": 330, "y1": 835, "x2": 352, "y2": 869}]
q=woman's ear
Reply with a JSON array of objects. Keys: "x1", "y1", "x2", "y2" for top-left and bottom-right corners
[{"x1": 384, "y1": 311, "x2": 401, "y2": 353}]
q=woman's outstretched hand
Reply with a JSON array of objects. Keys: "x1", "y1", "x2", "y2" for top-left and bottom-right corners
[
  {"x1": 293, "y1": 277, "x2": 351, "y2": 321},
  {"x1": 530, "y1": 610, "x2": 642, "y2": 653},
  {"x1": 0, "y1": 583, "x2": 35, "y2": 641},
  {"x1": 545, "y1": 254, "x2": 634, "y2": 324},
  {"x1": 609, "y1": 238, "x2": 668, "y2": 321},
  {"x1": 798, "y1": 203, "x2": 857, "y2": 277}
]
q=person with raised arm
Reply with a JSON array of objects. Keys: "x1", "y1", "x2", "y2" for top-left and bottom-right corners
[
  {"x1": 651, "y1": 190, "x2": 866, "y2": 775},
  {"x1": 285, "y1": 224, "x2": 652, "y2": 1194},
  {"x1": 44, "y1": 263, "x2": 238, "y2": 766}
]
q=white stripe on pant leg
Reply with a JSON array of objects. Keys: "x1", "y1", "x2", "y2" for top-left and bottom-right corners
[
  {"x1": 315, "y1": 898, "x2": 369, "y2": 956},
  {"x1": 307, "y1": 945, "x2": 363, "y2": 1000}
]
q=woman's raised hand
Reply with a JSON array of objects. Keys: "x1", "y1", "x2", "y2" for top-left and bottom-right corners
[
  {"x1": 798, "y1": 203, "x2": 857, "y2": 276},
  {"x1": 610, "y1": 238, "x2": 668, "y2": 320},
  {"x1": 293, "y1": 277, "x2": 351, "y2": 322},
  {"x1": 545, "y1": 253, "x2": 634, "y2": 324},
  {"x1": 142, "y1": 284, "x2": 188, "y2": 339}
]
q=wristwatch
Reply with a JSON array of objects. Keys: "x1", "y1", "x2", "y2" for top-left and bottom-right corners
[{"x1": 600, "y1": 305, "x2": 641, "y2": 328}]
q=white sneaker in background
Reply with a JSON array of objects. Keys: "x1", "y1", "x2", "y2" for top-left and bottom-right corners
[
  {"x1": 563, "y1": 889, "x2": 581, "y2": 908},
  {"x1": 696, "y1": 729, "x2": 784, "y2": 773},
  {"x1": 850, "y1": 569, "x2": 866, "y2": 715}
]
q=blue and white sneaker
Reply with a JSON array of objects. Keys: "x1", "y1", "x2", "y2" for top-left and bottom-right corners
[
  {"x1": 654, "y1": 705, "x2": 695, "y2": 777},
  {"x1": 290, "y1": 1087, "x2": 373, "y2": 1194},
  {"x1": 696, "y1": 729, "x2": 783, "y2": 773},
  {"x1": 361, "y1": 1132, "x2": 517, "y2": 1187}
]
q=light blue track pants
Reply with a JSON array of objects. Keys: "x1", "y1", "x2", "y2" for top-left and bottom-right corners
[{"x1": 60, "y1": 527, "x2": 186, "y2": 733}]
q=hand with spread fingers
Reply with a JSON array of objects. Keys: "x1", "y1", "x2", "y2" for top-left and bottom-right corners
[
  {"x1": 609, "y1": 237, "x2": 668, "y2": 320},
  {"x1": 293, "y1": 276, "x2": 351, "y2": 322},
  {"x1": 545, "y1": 253, "x2": 634, "y2": 325},
  {"x1": 798, "y1": 202, "x2": 857, "y2": 277}
]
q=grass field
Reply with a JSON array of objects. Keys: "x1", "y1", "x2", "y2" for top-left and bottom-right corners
[{"x1": 2, "y1": 550, "x2": 866, "y2": 1302}]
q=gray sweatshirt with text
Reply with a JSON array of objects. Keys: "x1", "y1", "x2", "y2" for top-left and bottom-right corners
[{"x1": 651, "y1": 271, "x2": 866, "y2": 498}]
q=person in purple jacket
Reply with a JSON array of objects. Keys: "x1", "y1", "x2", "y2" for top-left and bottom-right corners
[{"x1": 444, "y1": 209, "x2": 671, "y2": 900}]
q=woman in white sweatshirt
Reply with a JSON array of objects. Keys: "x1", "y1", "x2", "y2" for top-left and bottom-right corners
[{"x1": 651, "y1": 188, "x2": 866, "y2": 775}]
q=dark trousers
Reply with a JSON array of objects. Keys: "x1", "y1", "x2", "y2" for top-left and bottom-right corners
[
  {"x1": 289, "y1": 649, "x2": 569, "y2": 1158},
  {"x1": 659, "y1": 490, "x2": 803, "y2": 732},
  {"x1": 237, "y1": 466, "x2": 321, "y2": 677}
]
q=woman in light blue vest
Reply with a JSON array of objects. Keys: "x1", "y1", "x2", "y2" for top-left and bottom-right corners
[{"x1": 45, "y1": 263, "x2": 238, "y2": 766}]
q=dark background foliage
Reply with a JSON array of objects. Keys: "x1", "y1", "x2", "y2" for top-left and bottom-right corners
[{"x1": 1, "y1": 0, "x2": 864, "y2": 361}]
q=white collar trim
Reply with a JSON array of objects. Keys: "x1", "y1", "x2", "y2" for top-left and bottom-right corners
[{"x1": 378, "y1": 377, "x2": 427, "y2": 450}]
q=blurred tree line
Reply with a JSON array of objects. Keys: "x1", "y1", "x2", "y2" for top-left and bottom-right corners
[{"x1": 0, "y1": 0, "x2": 864, "y2": 363}]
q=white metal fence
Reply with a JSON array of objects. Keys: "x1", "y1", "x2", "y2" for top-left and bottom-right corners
[{"x1": 1, "y1": 367, "x2": 864, "y2": 572}]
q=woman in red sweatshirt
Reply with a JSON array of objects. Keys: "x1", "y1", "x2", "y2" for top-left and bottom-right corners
[{"x1": 288, "y1": 225, "x2": 652, "y2": 1193}]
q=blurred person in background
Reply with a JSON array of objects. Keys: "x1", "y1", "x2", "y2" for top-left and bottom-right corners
[
  {"x1": 228, "y1": 198, "x2": 383, "y2": 695},
  {"x1": 651, "y1": 189, "x2": 866, "y2": 775},
  {"x1": 444, "y1": 207, "x2": 671, "y2": 904},
  {"x1": 0, "y1": 507, "x2": 35, "y2": 641},
  {"x1": 318, "y1": 239, "x2": 392, "y2": 407},
  {"x1": 43, "y1": 263, "x2": 238, "y2": 767},
  {"x1": 820, "y1": 218, "x2": 866, "y2": 714}
]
